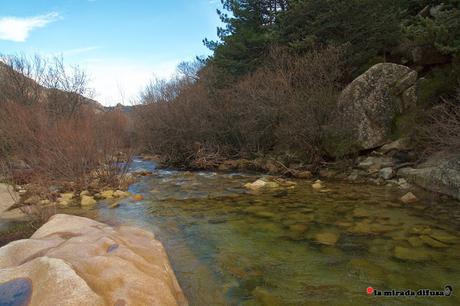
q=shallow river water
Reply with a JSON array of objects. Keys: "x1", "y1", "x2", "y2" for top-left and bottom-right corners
[{"x1": 70, "y1": 159, "x2": 459, "y2": 305}]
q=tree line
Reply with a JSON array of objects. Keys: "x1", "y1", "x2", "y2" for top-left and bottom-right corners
[{"x1": 134, "y1": 0, "x2": 460, "y2": 168}]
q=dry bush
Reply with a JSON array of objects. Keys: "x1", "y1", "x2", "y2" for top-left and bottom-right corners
[
  {"x1": 0, "y1": 54, "x2": 132, "y2": 194},
  {"x1": 416, "y1": 92, "x2": 460, "y2": 155},
  {"x1": 0, "y1": 102, "x2": 131, "y2": 190},
  {"x1": 134, "y1": 46, "x2": 345, "y2": 166}
]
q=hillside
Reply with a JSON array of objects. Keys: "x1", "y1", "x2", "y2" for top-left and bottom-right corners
[{"x1": 0, "y1": 60, "x2": 105, "y2": 114}]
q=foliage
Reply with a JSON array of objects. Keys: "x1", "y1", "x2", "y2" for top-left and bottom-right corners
[
  {"x1": 277, "y1": 0, "x2": 404, "y2": 76},
  {"x1": 403, "y1": 0, "x2": 460, "y2": 56}
]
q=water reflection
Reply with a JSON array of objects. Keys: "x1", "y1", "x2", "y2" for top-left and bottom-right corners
[{"x1": 76, "y1": 160, "x2": 460, "y2": 305}]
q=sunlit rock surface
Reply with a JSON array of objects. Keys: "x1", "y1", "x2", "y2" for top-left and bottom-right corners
[{"x1": 0, "y1": 214, "x2": 187, "y2": 306}]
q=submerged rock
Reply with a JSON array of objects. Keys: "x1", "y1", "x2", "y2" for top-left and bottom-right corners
[
  {"x1": 393, "y1": 246, "x2": 431, "y2": 261},
  {"x1": 0, "y1": 214, "x2": 187, "y2": 306},
  {"x1": 419, "y1": 235, "x2": 448, "y2": 248},
  {"x1": 400, "y1": 192, "x2": 418, "y2": 204},
  {"x1": 407, "y1": 236, "x2": 424, "y2": 248},
  {"x1": 244, "y1": 179, "x2": 279, "y2": 191},
  {"x1": 352, "y1": 208, "x2": 370, "y2": 218},
  {"x1": 428, "y1": 229, "x2": 458, "y2": 244},
  {"x1": 132, "y1": 194, "x2": 145, "y2": 201},
  {"x1": 312, "y1": 180, "x2": 324, "y2": 190},
  {"x1": 314, "y1": 232, "x2": 339, "y2": 246},
  {"x1": 252, "y1": 287, "x2": 281, "y2": 305}
]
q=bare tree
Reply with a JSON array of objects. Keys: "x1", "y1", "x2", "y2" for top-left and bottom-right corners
[
  {"x1": 0, "y1": 54, "x2": 47, "y2": 106},
  {"x1": 43, "y1": 56, "x2": 94, "y2": 118}
]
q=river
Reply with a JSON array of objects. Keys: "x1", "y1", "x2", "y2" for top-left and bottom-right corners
[{"x1": 59, "y1": 158, "x2": 460, "y2": 305}]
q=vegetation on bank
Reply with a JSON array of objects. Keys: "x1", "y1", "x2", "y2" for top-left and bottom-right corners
[
  {"x1": 0, "y1": 55, "x2": 132, "y2": 223},
  {"x1": 134, "y1": 0, "x2": 460, "y2": 169},
  {"x1": 1, "y1": 0, "x2": 460, "y2": 224}
]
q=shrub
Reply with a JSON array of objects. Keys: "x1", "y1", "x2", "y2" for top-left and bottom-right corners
[
  {"x1": 0, "y1": 54, "x2": 132, "y2": 193},
  {"x1": 134, "y1": 46, "x2": 345, "y2": 166},
  {"x1": 415, "y1": 89, "x2": 460, "y2": 155}
]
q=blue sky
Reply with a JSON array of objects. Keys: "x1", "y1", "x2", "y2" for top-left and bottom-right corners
[{"x1": 0, "y1": 0, "x2": 222, "y2": 105}]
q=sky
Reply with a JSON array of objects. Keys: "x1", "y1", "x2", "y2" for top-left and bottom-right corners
[{"x1": 0, "y1": 0, "x2": 222, "y2": 105}]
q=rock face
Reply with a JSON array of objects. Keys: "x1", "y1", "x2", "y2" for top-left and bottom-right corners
[
  {"x1": 0, "y1": 214, "x2": 187, "y2": 306},
  {"x1": 336, "y1": 63, "x2": 417, "y2": 151},
  {"x1": 398, "y1": 153, "x2": 460, "y2": 201}
]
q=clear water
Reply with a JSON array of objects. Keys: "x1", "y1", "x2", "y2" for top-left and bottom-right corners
[{"x1": 69, "y1": 159, "x2": 460, "y2": 305}]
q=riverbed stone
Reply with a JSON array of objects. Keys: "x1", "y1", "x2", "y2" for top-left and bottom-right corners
[
  {"x1": 419, "y1": 235, "x2": 449, "y2": 248},
  {"x1": 101, "y1": 190, "x2": 115, "y2": 199},
  {"x1": 80, "y1": 195, "x2": 97, "y2": 207},
  {"x1": 407, "y1": 236, "x2": 424, "y2": 247},
  {"x1": 349, "y1": 258, "x2": 385, "y2": 281},
  {"x1": 314, "y1": 232, "x2": 339, "y2": 246},
  {"x1": 312, "y1": 180, "x2": 324, "y2": 190},
  {"x1": 393, "y1": 246, "x2": 431, "y2": 261},
  {"x1": 244, "y1": 180, "x2": 267, "y2": 191},
  {"x1": 57, "y1": 193, "x2": 75, "y2": 207},
  {"x1": 132, "y1": 194, "x2": 145, "y2": 201},
  {"x1": 400, "y1": 192, "x2": 418, "y2": 204},
  {"x1": 428, "y1": 229, "x2": 458, "y2": 244},
  {"x1": 348, "y1": 221, "x2": 372, "y2": 234},
  {"x1": 244, "y1": 179, "x2": 279, "y2": 191},
  {"x1": 353, "y1": 208, "x2": 370, "y2": 218},
  {"x1": 409, "y1": 225, "x2": 431, "y2": 235},
  {"x1": 293, "y1": 170, "x2": 312, "y2": 179},
  {"x1": 114, "y1": 190, "x2": 130, "y2": 198},
  {"x1": 0, "y1": 214, "x2": 187, "y2": 306},
  {"x1": 288, "y1": 223, "x2": 309, "y2": 235},
  {"x1": 379, "y1": 167, "x2": 395, "y2": 180}
]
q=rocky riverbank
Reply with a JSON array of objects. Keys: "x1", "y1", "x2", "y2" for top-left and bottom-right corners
[
  {"x1": 0, "y1": 214, "x2": 187, "y2": 306},
  {"x1": 142, "y1": 62, "x2": 459, "y2": 203}
]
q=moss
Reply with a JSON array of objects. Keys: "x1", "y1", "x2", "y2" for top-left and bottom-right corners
[{"x1": 391, "y1": 111, "x2": 418, "y2": 140}]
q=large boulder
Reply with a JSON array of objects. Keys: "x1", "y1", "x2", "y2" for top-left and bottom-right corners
[
  {"x1": 335, "y1": 63, "x2": 417, "y2": 151},
  {"x1": 398, "y1": 153, "x2": 460, "y2": 201},
  {"x1": 0, "y1": 214, "x2": 187, "y2": 306}
]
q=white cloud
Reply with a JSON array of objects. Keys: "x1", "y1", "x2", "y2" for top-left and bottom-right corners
[
  {"x1": 82, "y1": 58, "x2": 179, "y2": 106},
  {"x1": 0, "y1": 12, "x2": 60, "y2": 42}
]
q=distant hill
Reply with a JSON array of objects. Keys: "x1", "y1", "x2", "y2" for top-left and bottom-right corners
[
  {"x1": 0, "y1": 61, "x2": 105, "y2": 114},
  {"x1": 104, "y1": 103, "x2": 135, "y2": 113}
]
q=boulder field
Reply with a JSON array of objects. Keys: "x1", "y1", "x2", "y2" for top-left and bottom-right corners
[{"x1": 0, "y1": 214, "x2": 187, "y2": 306}]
